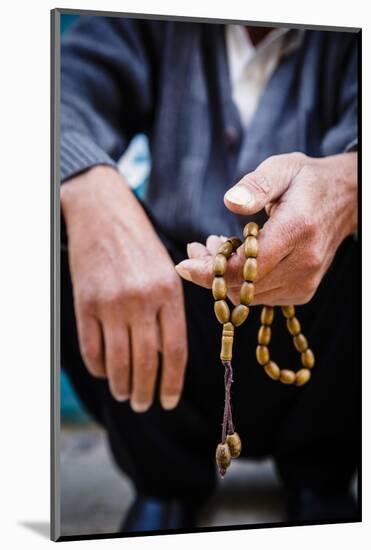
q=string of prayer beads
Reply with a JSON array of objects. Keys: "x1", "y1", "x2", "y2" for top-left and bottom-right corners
[{"x1": 213, "y1": 222, "x2": 315, "y2": 477}]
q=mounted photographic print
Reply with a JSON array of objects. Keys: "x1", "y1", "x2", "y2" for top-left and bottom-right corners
[{"x1": 51, "y1": 8, "x2": 361, "y2": 542}]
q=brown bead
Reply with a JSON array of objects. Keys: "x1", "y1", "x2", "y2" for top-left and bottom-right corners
[
  {"x1": 218, "y1": 241, "x2": 233, "y2": 258},
  {"x1": 256, "y1": 345, "x2": 270, "y2": 366},
  {"x1": 244, "y1": 236, "x2": 259, "y2": 258},
  {"x1": 281, "y1": 305, "x2": 296, "y2": 319},
  {"x1": 228, "y1": 237, "x2": 242, "y2": 251},
  {"x1": 213, "y1": 254, "x2": 227, "y2": 276},
  {"x1": 280, "y1": 369, "x2": 296, "y2": 384},
  {"x1": 220, "y1": 322, "x2": 234, "y2": 362},
  {"x1": 258, "y1": 325, "x2": 271, "y2": 345},
  {"x1": 243, "y1": 258, "x2": 258, "y2": 282},
  {"x1": 231, "y1": 304, "x2": 249, "y2": 327},
  {"x1": 240, "y1": 282, "x2": 255, "y2": 305},
  {"x1": 293, "y1": 333, "x2": 308, "y2": 353},
  {"x1": 243, "y1": 222, "x2": 259, "y2": 238},
  {"x1": 261, "y1": 306, "x2": 274, "y2": 325},
  {"x1": 286, "y1": 316, "x2": 301, "y2": 336},
  {"x1": 264, "y1": 361, "x2": 281, "y2": 381},
  {"x1": 295, "y1": 368, "x2": 311, "y2": 386},
  {"x1": 216, "y1": 443, "x2": 231, "y2": 473},
  {"x1": 214, "y1": 300, "x2": 230, "y2": 324},
  {"x1": 212, "y1": 277, "x2": 227, "y2": 300},
  {"x1": 301, "y1": 349, "x2": 315, "y2": 369},
  {"x1": 226, "y1": 432, "x2": 242, "y2": 458}
]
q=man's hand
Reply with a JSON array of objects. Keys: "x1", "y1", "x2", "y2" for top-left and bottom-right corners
[
  {"x1": 175, "y1": 152, "x2": 357, "y2": 305},
  {"x1": 61, "y1": 166, "x2": 187, "y2": 411}
]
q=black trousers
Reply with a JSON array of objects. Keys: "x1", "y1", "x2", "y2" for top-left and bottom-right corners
[{"x1": 61, "y1": 213, "x2": 360, "y2": 500}]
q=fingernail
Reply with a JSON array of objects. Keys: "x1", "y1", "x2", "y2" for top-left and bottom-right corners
[
  {"x1": 175, "y1": 262, "x2": 192, "y2": 282},
  {"x1": 186, "y1": 244, "x2": 192, "y2": 257},
  {"x1": 115, "y1": 393, "x2": 129, "y2": 402},
  {"x1": 187, "y1": 242, "x2": 198, "y2": 258},
  {"x1": 225, "y1": 185, "x2": 252, "y2": 206},
  {"x1": 161, "y1": 395, "x2": 180, "y2": 410},
  {"x1": 131, "y1": 400, "x2": 151, "y2": 413}
]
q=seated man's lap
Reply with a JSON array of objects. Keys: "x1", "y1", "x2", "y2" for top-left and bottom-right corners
[{"x1": 61, "y1": 206, "x2": 358, "y2": 488}]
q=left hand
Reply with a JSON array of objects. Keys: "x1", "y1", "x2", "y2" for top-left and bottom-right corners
[{"x1": 175, "y1": 152, "x2": 357, "y2": 305}]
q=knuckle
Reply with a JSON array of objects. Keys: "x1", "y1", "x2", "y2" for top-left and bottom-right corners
[
  {"x1": 260, "y1": 153, "x2": 306, "y2": 174},
  {"x1": 289, "y1": 151, "x2": 307, "y2": 164},
  {"x1": 79, "y1": 282, "x2": 126, "y2": 311},
  {"x1": 298, "y1": 161, "x2": 317, "y2": 181},
  {"x1": 104, "y1": 284, "x2": 150, "y2": 312},
  {"x1": 102, "y1": 287, "x2": 126, "y2": 307},
  {"x1": 136, "y1": 349, "x2": 158, "y2": 374},
  {"x1": 80, "y1": 337, "x2": 100, "y2": 364},
  {"x1": 108, "y1": 360, "x2": 128, "y2": 382},
  {"x1": 296, "y1": 214, "x2": 316, "y2": 240},
  {"x1": 139, "y1": 358, "x2": 157, "y2": 375},
  {"x1": 243, "y1": 171, "x2": 271, "y2": 196},
  {"x1": 296, "y1": 293, "x2": 313, "y2": 306},
  {"x1": 108, "y1": 363, "x2": 125, "y2": 379},
  {"x1": 158, "y1": 272, "x2": 180, "y2": 296},
  {"x1": 297, "y1": 276, "x2": 319, "y2": 304},
  {"x1": 78, "y1": 290, "x2": 98, "y2": 313},
  {"x1": 259, "y1": 154, "x2": 279, "y2": 171},
  {"x1": 167, "y1": 342, "x2": 188, "y2": 368},
  {"x1": 111, "y1": 342, "x2": 128, "y2": 363},
  {"x1": 124, "y1": 283, "x2": 143, "y2": 301},
  {"x1": 106, "y1": 349, "x2": 129, "y2": 379},
  {"x1": 305, "y1": 247, "x2": 323, "y2": 271},
  {"x1": 80, "y1": 288, "x2": 123, "y2": 312},
  {"x1": 128, "y1": 276, "x2": 177, "y2": 305},
  {"x1": 110, "y1": 374, "x2": 128, "y2": 392},
  {"x1": 275, "y1": 218, "x2": 297, "y2": 251}
]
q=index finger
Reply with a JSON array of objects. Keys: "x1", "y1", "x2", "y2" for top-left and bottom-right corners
[
  {"x1": 253, "y1": 215, "x2": 294, "y2": 280},
  {"x1": 176, "y1": 215, "x2": 294, "y2": 289},
  {"x1": 175, "y1": 252, "x2": 242, "y2": 288}
]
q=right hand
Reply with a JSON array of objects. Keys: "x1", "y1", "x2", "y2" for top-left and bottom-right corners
[{"x1": 61, "y1": 166, "x2": 188, "y2": 412}]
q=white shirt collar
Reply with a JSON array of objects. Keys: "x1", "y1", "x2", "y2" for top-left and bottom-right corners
[{"x1": 225, "y1": 27, "x2": 304, "y2": 128}]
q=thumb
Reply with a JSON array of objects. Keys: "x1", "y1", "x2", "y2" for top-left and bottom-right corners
[{"x1": 224, "y1": 153, "x2": 305, "y2": 215}]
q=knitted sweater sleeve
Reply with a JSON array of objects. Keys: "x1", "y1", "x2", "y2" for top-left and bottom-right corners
[
  {"x1": 60, "y1": 16, "x2": 161, "y2": 182},
  {"x1": 321, "y1": 32, "x2": 358, "y2": 156}
]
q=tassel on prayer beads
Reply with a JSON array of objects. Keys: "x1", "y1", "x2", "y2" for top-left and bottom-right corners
[{"x1": 211, "y1": 222, "x2": 316, "y2": 477}]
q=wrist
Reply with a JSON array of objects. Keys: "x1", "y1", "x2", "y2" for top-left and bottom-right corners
[
  {"x1": 342, "y1": 153, "x2": 358, "y2": 236},
  {"x1": 308, "y1": 152, "x2": 358, "y2": 239},
  {"x1": 61, "y1": 165, "x2": 124, "y2": 223},
  {"x1": 60, "y1": 164, "x2": 161, "y2": 248},
  {"x1": 328, "y1": 152, "x2": 357, "y2": 237}
]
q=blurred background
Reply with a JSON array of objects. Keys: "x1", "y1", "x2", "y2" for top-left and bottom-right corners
[{"x1": 59, "y1": 15, "x2": 357, "y2": 538}]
